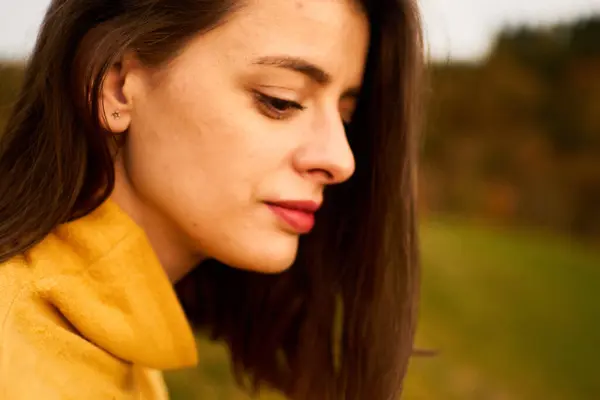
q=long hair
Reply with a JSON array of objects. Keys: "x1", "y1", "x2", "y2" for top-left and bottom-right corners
[{"x1": 0, "y1": 0, "x2": 424, "y2": 398}]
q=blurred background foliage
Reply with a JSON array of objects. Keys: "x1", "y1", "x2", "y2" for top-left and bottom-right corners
[
  {"x1": 421, "y1": 16, "x2": 600, "y2": 239},
  {"x1": 1, "y1": 16, "x2": 599, "y2": 400}
]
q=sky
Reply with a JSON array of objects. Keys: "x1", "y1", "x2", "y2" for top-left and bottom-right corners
[{"x1": 1, "y1": 0, "x2": 600, "y2": 61}]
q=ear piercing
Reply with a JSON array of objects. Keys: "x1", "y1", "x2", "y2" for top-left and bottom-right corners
[{"x1": 111, "y1": 110, "x2": 121, "y2": 119}]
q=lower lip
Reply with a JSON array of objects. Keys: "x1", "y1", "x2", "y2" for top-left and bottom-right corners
[{"x1": 267, "y1": 204, "x2": 315, "y2": 234}]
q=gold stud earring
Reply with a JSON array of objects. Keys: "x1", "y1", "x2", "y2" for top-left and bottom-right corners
[{"x1": 111, "y1": 110, "x2": 121, "y2": 119}]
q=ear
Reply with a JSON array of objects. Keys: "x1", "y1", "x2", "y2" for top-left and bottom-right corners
[{"x1": 99, "y1": 53, "x2": 141, "y2": 133}]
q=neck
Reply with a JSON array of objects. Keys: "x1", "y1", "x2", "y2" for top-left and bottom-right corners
[{"x1": 111, "y1": 156, "x2": 204, "y2": 283}]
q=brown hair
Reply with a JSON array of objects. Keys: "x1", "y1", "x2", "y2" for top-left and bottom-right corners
[{"x1": 0, "y1": 0, "x2": 424, "y2": 398}]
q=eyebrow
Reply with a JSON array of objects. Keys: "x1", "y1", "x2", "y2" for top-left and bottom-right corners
[{"x1": 252, "y1": 55, "x2": 361, "y2": 99}]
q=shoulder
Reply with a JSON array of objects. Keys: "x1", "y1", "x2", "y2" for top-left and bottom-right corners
[
  {"x1": 0, "y1": 252, "x2": 134, "y2": 399},
  {"x1": 0, "y1": 234, "x2": 84, "y2": 353}
]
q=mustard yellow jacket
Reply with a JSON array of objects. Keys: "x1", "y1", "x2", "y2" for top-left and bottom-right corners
[{"x1": 0, "y1": 200, "x2": 198, "y2": 399}]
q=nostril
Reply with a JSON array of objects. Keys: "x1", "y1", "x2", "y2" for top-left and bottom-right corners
[{"x1": 308, "y1": 168, "x2": 335, "y2": 183}]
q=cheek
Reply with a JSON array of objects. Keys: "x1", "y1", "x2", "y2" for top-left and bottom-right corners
[
  {"x1": 128, "y1": 79, "x2": 251, "y2": 195},
  {"x1": 126, "y1": 112, "x2": 253, "y2": 219}
]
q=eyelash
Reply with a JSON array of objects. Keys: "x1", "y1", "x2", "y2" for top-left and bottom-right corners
[{"x1": 253, "y1": 91, "x2": 306, "y2": 120}]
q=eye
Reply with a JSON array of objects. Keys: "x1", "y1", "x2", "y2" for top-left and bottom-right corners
[
  {"x1": 253, "y1": 91, "x2": 306, "y2": 120},
  {"x1": 339, "y1": 96, "x2": 357, "y2": 129}
]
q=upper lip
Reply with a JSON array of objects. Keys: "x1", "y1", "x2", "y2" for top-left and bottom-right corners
[{"x1": 265, "y1": 200, "x2": 322, "y2": 213}]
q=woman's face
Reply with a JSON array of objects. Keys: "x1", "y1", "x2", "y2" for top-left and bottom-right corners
[{"x1": 105, "y1": 0, "x2": 369, "y2": 274}]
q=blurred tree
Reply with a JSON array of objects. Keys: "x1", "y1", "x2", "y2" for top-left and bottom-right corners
[
  {"x1": 422, "y1": 15, "x2": 600, "y2": 238},
  {"x1": 0, "y1": 62, "x2": 24, "y2": 131}
]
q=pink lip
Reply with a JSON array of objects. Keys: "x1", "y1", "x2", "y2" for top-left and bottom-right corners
[{"x1": 266, "y1": 200, "x2": 321, "y2": 234}]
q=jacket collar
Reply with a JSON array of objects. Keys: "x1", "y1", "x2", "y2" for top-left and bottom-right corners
[{"x1": 29, "y1": 198, "x2": 198, "y2": 370}]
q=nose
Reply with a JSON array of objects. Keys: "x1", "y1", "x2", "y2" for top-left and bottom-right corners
[{"x1": 293, "y1": 112, "x2": 356, "y2": 185}]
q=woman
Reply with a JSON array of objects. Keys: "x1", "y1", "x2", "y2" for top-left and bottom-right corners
[{"x1": 0, "y1": 0, "x2": 423, "y2": 399}]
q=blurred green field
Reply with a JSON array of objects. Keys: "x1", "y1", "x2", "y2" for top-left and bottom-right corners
[{"x1": 165, "y1": 218, "x2": 600, "y2": 399}]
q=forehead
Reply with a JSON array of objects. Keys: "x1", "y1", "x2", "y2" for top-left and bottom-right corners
[{"x1": 199, "y1": 0, "x2": 370, "y2": 86}]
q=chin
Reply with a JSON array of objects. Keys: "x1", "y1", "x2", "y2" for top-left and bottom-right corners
[{"x1": 215, "y1": 236, "x2": 299, "y2": 274}]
